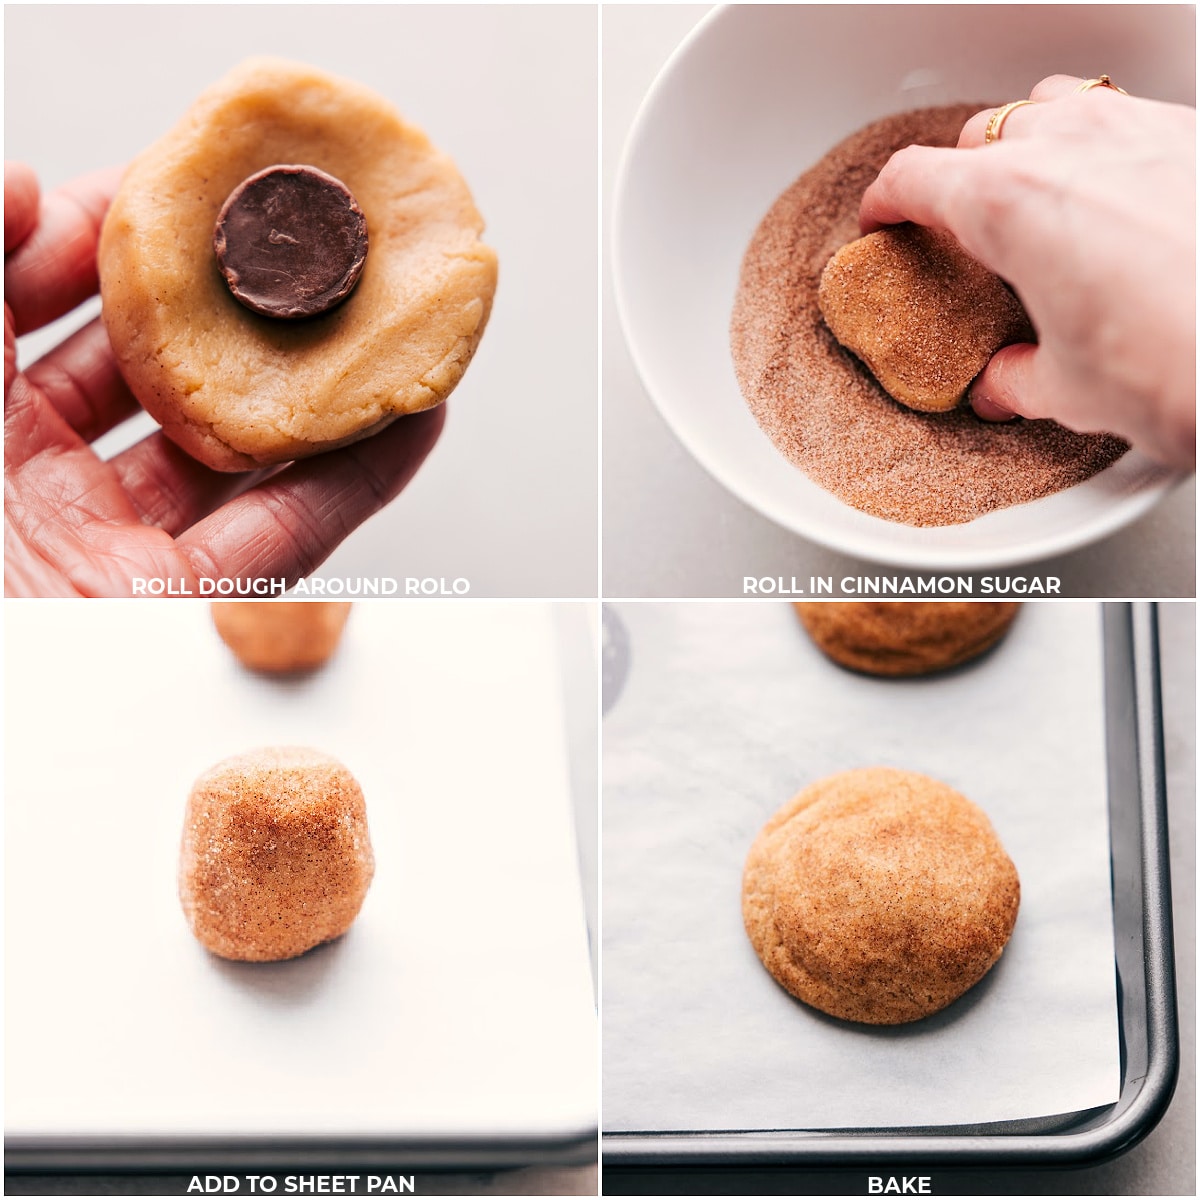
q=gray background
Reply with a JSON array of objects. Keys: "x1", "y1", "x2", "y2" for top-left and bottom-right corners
[
  {"x1": 602, "y1": 5, "x2": 1197, "y2": 599},
  {"x1": 5, "y1": 4, "x2": 598, "y2": 598}
]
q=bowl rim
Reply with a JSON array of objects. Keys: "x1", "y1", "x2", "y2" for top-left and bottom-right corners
[{"x1": 611, "y1": 3, "x2": 1187, "y2": 571}]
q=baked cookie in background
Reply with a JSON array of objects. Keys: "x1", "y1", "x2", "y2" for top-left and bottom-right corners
[
  {"x1": 179, "y1": 746, "x2": 375, "y2": 962},
  {"x1": 794, "y1": 600, "x2": 1020, "y2": 676},
  {"x1": 212, "y1": 601, "x2": 352, "y2": 674},
  {"x1": 99, "y1": 57, "x2": 497, "y2": 472},
  {"x1": 742, "y1": 767, "x2": 1020, "y2": 1025}
]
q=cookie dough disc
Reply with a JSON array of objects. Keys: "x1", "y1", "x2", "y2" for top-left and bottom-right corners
[
  {"x1": 99, "y1": 57, "x2": 497, "y2": 472},
  {"x1": 179, "y1": 747, "x2": 375, "y2": 962},
  {"x1": 742, "y1": 768, "x2": 1020, "y2": 1024},
  {"x1": 212, "y1": 601, "x2": 352, "y2": 673},
  {"x1": 817, "y1": 225, "x2": 1034, "y2": 413},
  {"x1": 794, "y1": 601, "x2": 1020, "y2": 676}
]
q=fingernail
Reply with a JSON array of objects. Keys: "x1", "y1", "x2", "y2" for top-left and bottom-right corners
[{"x1": 970, "y1": 390, "x2": 1018, "y2": 423}]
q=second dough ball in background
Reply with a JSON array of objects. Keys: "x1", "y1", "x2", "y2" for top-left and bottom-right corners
[
  {"x1": 212, "y1": 601, "x2": 352, "y2": 673},
  {"x1": 794, "y1": 601, "x2": 1020, "y2": 676}
]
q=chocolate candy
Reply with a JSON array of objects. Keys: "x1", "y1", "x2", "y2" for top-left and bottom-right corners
[{"x1": 213, "y1": 164, "x2": 368, "y2": 319}]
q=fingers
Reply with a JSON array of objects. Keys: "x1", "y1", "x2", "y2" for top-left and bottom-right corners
[
  {"x1": 969, "y1": 389, "x2": 1019, "y2": 423},
  {"x1": 859, "y1": 145, "x2": 969, "y2": 233},
  {"x1": 863, "y1": 71, "x2": 1123, "y2": 233},
  {"x1": 957, "y1": 101, "x2": 1037, "y2": 149},
  {"x1": 4, "y1": 165, "x2": 125, "y2": 337},
  {"x1": 176, "y1": 404, "x2": 447, "y2": 584},
  {"x1": 4, "y1": 163, "x2": 39, "y2": 254},
  {"x1": 110, "y1": 431, "x2": 274, "y2": 537},
  {"x1": 969, "y1": 343, "x2": 1046, "y2": 421},
  {"x1": 1028, "y1": 74, "x2": 1085, "y2": 102},
  {"x1": 957, "y1": 75, "x2": 1103, "y2": 149},
  {"x1": 22, "y1": 317, "x2": 141, "y2": 442}
]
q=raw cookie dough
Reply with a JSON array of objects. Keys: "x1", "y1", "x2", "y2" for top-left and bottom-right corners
[
  {"x1": 212, "y1": 601, "x2": 352, "y2": 673},
  {"x1": 179, "y1": 747, "x2": 374, "y2": 962},
  {"x1": 99, "y1": 57, "x2": 497, "y2": 472},
  {"x1": 817, "y1": 225, "x2": 1034, "y2": 413},
  {"x1": 794, "y1": 601, "x2": 1020, "y2": 676},
  {"x1": 742, "y1": 767, "x2": 1020, "y2": 1024}
]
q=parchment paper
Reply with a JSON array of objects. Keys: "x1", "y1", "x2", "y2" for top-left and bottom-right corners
[
  {"x1": 6, "y1": 602, "x2": 596, "y2": 1142},
  {"x1": 602, "y1": 601, "x2": 1120, "y2": 1131}
]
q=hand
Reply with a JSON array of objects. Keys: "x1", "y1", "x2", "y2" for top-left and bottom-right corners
[
  {"x1": 4, "y1": 161, "x2": 445, "y2": 597},
  {"x1": 859, "y1": 76, "x2": 1195, "y2": 469}
]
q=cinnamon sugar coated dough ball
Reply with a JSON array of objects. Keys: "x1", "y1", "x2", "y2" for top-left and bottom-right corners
[
  {"x1": 817, "y1": 225, "x2": 1034, "y2": 413},
  {"x1": 180, "y1": 747, "x2": 374, "y2": 962},
  {"x1": 99, "y1": 57, "x2": 497, "y2": 472},
  {"x1": 794, "y1": 601, "x2": 1020, "y2": 676},
  {"x1": 742, "y1": 768, "x2": 1020, "y2": 1024},
  {"x1": 212, "y1": 601, "x2": 352, "y2": 673}
]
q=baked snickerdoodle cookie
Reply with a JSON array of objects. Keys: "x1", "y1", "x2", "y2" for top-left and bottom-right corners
[
  {"x1": 817, "y1": 224, "x2": 1033, "y2": 413},
  {"x1": 794, "y1": 601, "x2": 1020, "y2": 676},
  {"x1": 179, "y1": 747, "x2": 374, "y2": 961},
  {"x1": 742, "y1": 767, "x2": 1019, "y2": 1024},
  {"x1": 99, "y1": 57, "x2": 496, "y2": 471},
  {"x1": 212, "y1": 601, "x2": 351, "y2": 673}
]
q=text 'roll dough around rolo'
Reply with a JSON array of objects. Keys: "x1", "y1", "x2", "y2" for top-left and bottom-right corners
[{"x1": 98, "y1": 57, "x2": 498, "y2": 472}]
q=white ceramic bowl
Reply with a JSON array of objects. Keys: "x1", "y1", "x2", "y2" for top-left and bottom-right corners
[{"x1": 613, "y1": 4, "x2": 1195, "y2": 570}]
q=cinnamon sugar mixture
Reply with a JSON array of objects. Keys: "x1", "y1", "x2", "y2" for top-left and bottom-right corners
[{"x1": 730, "y1": 105, "x2": 1126, "y2": 527}]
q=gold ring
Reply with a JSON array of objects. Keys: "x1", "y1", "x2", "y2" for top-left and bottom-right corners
[
  {"x1": 984, "y1": 99, "x2": 1036, "y2": 145},
  {"x1": 1074, "y1": 74, "x2": 1129, "y2": 95}
]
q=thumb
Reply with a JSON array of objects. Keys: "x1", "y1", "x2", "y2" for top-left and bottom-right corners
[{"x1": 969, "y1": 342, "x2": 1050, "y2": 422}]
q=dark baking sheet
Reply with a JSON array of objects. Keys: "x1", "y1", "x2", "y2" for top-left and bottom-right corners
[{"x1": 603, "y1": 602, "x2": 1177, "y2": 1165}]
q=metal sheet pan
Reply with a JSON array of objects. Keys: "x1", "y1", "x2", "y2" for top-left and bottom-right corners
[
  {"x1": 5, "y1": 602, "x2": 598, "y2": 1172},
  {"x1": 603, "y1": 602, "x2": 1177, "y2": 1165}
]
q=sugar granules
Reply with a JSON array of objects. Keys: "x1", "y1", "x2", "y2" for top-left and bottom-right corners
[{"x1": 730, "y1": 104, "x2": 1127, "y2": 527}]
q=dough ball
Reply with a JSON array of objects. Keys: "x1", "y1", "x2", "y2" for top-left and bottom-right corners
[
  {"x1": 212, "y1": 601, "x2": 352, "y2": 674},
  {"x1": 742, "y1": 768, "x2": 1019, "y2": 1024},
  {"x1": 817, "y1": 225, "x2": 1033, "y2": 413},
  {"x1": 794, "y1": 601, "x2": 1019, "y2": 676},
  {"x1": 179, "y1": 747, "x2": 374, "y2": 962},
  {"x1": 99, "y1": 57, "x2": 497, "y2": 471}
]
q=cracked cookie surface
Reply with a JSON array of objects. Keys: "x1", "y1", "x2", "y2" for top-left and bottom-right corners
[
  {"x1": 794, "y1": 601, "x2": 1020, "y2": 676},
  {"x1": 742, "y1": 767, "x2": 1019, "y2": 1024}
]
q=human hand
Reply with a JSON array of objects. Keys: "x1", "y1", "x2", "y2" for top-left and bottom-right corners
[
  {"x1": 4, "y1": 161, "x2": 445, "y2": 597},
  {"x1": 859, "y1": 76, "x2": 1196, "y2": 469}
]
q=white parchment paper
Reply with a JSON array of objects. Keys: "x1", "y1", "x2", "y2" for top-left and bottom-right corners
[
  {"x1": 602, "y1": 602, "x2": 1120, "y2": 1131},
  {"x1": 6, "y1": 602, "x2": 596, "y2": 1142}
]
